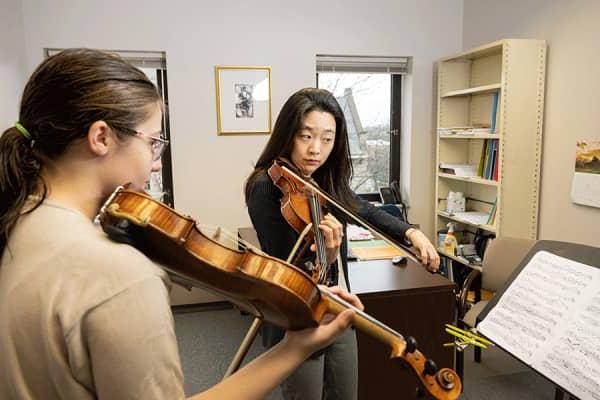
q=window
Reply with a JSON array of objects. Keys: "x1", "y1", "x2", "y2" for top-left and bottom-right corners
[
  {"x1": 45, "y1": 49, "x2": 175, "y2": 206},
  {"x1": 316, "y1": 55, "x2": 408, "y2": 200}
]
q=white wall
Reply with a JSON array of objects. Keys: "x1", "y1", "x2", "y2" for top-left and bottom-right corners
[
  {"x1": 463, "y1": 0, "x2": 600, "y2": 247},
  {"x1": 0, "y1": 0, "x2": 26, "y2": 129},
  {"x1": 17, "y1": 0, "x2": 463, "y2": 302}
]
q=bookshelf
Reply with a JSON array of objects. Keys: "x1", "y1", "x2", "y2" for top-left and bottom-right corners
[{"x1": 435, "y1": 39, "x2": 546, "y2": 269}]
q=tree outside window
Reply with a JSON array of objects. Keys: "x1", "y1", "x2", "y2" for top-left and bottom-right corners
[{"x1": 318, "y1": 73, "x2": 392, "y2": 195}]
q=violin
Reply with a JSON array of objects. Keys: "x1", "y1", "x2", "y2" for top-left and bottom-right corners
[
  {"x1": 98, "y1": 186, "x2": 461, "y2": 399},
  {"x1": 268, "y1": 158, "x2": 331, "y2": 284},
  {"x1": 268, "y1": 159, "x2": 423, "y2": 264}
]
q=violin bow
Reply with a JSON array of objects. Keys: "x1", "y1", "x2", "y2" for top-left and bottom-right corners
[{"x1": 278, "y1": 164, "x2": 422, "y2": 265}]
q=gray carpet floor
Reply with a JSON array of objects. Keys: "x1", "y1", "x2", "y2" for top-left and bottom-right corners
[{"x1": 173, "y1": 307, "x2": 560, "y2": 399}]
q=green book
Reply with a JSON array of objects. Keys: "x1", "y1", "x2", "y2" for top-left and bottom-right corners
[{"x1": 477, "y1": 140, "x2": 488, "y2": 177}]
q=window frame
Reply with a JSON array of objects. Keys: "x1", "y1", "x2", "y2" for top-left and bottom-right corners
[
  {"x1": 316, "y1": 72, "x2": 403, "y2": 202},
  {"x1": 44, "y1": 48, "x2": 175, "y2": 206}
]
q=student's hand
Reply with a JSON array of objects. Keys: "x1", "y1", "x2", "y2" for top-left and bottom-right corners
[
  {"x1": 310, "y1": 213, "x2": 343, "y2": 265},
  {"x1": 405, "y1": 228, "x2": 440, "y2": 272},
  {"x1": 322, "y1": 285, "x2": 364, "y2": 311},
  {"x1": 283, "y1": 285, "x2": 363, "y2": 355}
]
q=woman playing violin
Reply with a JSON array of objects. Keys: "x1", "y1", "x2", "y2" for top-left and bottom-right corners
[
  {"x1": 245, "y1": 87, "x2": 440, "y2": 400},
  {"x1": 0, "y1": 50, "x2": 362, "y2": 400}
]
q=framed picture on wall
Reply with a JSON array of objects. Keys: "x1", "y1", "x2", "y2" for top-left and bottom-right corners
[{"x1": 215, "y1": 66, "x2": 272, "y2": 135}]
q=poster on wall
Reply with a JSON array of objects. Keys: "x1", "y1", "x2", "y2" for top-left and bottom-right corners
[
  {"x1": 215, "y1": 66, "x2": 272, "y2": 135},
  {"x1": 571, "y1": 140, "x2": 600, "y2": 208}
]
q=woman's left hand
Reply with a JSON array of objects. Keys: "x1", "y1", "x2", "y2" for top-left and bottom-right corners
[
  {"x1": 310, "y1": 213, "x2": 344, "y2": 265},
  {"x1": 406, "y1": 228, "x2": 440, "y2": 272}
]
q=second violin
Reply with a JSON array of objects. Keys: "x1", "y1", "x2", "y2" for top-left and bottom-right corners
[{"x1": 268, "y1": 158, "x2": 333, "y2": 284}]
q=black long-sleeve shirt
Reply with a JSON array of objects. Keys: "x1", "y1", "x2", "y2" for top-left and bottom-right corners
[{"x1": 247, "y1": 169, "x2": 412, "y2": 291}]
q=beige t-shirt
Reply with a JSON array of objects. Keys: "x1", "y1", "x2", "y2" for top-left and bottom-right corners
[{"x1": 0, "y1": 200, "x2": 185, "y2": 399}]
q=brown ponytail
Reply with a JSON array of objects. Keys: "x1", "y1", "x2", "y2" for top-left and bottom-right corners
[
  {"x1": 0, "y1": 48, "x2": 161, "y2": 254},
  {"x1": 0, "y1": 126, "x2": 44, "y2": 251}
]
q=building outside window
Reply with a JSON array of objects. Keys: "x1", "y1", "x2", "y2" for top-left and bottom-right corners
[{"x1": 316, "y1": 55, "x2": 409, "y2": 199}]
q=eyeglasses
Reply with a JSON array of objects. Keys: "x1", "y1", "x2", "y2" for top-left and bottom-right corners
[{"x1": 134, "y1": 130, "x2": 169, "y2": 161}]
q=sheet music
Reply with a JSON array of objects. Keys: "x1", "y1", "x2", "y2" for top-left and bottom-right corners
[{"x1": 479, "y1": 251, "x2": 600, "y2": 399}]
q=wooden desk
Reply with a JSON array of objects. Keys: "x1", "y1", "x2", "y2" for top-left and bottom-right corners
[
  {"x1": 238, "y1": 228, "x2": 457, "y2": 398},
  {"x1": 349, "y1": 259, "x2": 456, "y2": 399}
]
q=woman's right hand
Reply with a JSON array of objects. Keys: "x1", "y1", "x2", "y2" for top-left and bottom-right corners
[{"x1": 282, "y1": 286, "x2": 362, "y2": 356}]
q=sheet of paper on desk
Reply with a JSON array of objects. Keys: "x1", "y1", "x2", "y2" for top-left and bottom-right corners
[
  {"x1": 348, "y1": 239, "x2": 406, "y2": 261},
  {"x1": 478, "y1": 251, "x2": 600, "y2": 400},
  {"x1": 347, "y1": 224, "x2": 374, "y2": 241}
]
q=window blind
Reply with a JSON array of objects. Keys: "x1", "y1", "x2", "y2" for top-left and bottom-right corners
[
  {"x1": 316, "y1": 54, "x2": 410, "y2": 74},
  {"x1": 45, "y1": 49, "x2": 166, "y2": 69}
]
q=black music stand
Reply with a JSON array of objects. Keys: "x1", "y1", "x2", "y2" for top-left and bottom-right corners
[{"x1": 477, "y1": 240, "x2": 600, "y2": 400}]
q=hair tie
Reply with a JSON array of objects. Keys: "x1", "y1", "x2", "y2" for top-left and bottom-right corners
[
  {"x1": 15, "y1": 122, "x2": 32, "y2": 140},
  {"x1": 15, "y1": 122, "x2": 36, "y2": 148}
]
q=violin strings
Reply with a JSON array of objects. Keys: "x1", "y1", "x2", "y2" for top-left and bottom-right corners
[
  {"x1": 317, "y1": 203, "x2": 329, "y2": 283},
  {"x1": 322, "y1": 288, "x2": 405, "y2": 341},
  {"x1": 308, "y1": 193, "x2": 329, "y2": 283}
]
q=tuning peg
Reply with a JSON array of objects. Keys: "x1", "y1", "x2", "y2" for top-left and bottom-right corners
[
  {"x1": 405, "y1": 336, "x2": 418, "y2": 353},
  {"x1": 424, "y1": 359, "x2": 438, "y2": 376}
]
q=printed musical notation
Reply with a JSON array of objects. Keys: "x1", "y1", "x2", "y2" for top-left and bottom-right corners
[{"x1": 479, "y1": 251, "x2": 600, "y2": 400}]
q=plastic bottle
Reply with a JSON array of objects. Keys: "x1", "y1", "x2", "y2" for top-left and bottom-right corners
[{"x1": 443, "y1": 222, "x2": 458, "y2": 255}]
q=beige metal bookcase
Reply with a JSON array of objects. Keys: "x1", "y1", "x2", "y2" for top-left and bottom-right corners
[{"x1": 435, "y1": 39, "x2": 546, "y2": 270}]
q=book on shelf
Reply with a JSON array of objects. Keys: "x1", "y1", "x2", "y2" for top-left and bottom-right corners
[
  {"x1": 489, "y1": 92, "x2": 500, "y2": 133},
  {"x1": 487, "y1": 198, "x2": 497, "y2": 224},
  {"x1": 483, "y1": 141, "x2": 492, "y2": 179},
  {"x1": 492, "y1": 144, "x2": 499, "y2": 181},
  {"x1": 486, "y1": 140, "x2": 497, "y2": 180},
  {"x1": 477, "y1": 139, "x2": 499, "y2": 180},
  {"x1": 477, "y1": 140, "x2": 487, "y2": 177}
]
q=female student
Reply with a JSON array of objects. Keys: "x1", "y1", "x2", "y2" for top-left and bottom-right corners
[
  {"x1": 0, "y1": 49, "x2": 362, "y2": 400},
  {"x1": 245, "y1": 88, "x2": 440, "y2": 400}
]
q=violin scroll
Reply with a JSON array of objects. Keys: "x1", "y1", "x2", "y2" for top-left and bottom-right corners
[
  {"x1": 392, "y1": 337, "x2": 461, "y2": 399},
  {"x1": 322, "y1": 290, "x2": 461, "y2": 399}
]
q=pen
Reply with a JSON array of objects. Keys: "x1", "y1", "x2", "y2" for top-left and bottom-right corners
[{"x1": 445, "y1": 328, "x2": 488, "y2": 349}]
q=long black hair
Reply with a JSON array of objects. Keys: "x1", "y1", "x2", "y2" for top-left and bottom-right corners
[
  {"x1": 245, "y1": 88, "x2": 358, "y2": 214},
  {"x1": 0, "y1": 48, "x2": 161, "y2": 254}
]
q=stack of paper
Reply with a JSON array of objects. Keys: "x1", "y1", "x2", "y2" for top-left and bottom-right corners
[
  {"x1": 439, "y1": 163, "x2": 478, "y2": 177},
  {"x1": 438, "y1": 125, "x2": 491, "y2": 135},
  {"x1": 451, "y1": 211, "x2": 490, "y2": 225},
  {"x1": 347, "y1": 224, "x2": 374, "y2": 241}
]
